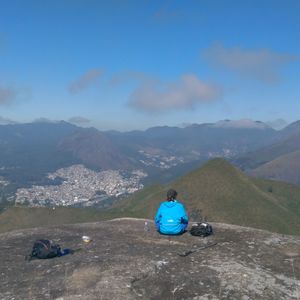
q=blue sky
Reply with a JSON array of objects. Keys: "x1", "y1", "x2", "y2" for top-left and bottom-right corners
[{"x1": 0, "y1": 0, "x2": 299, "y2": 130}]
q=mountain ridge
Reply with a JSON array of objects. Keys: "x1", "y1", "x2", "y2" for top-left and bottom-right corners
[
  {"x1": 118, "y1": 158, "x2": 300, "y2": 236},
  {"x1": 249, "y1": 150, "x2": 300, "y2": 186},
  {"x1": 1, "y1": 119, "x2": 300, "y2": 203}
]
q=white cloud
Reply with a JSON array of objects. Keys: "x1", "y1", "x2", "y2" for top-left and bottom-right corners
[
  {"x1": 266, "y1": 118, "x2": 288, "y2": 130},
  {"x1": 68, "y1": 116, "x2": 91, "y2": 124},
  {"x1": 128, "y1": 74, "x2": 222, "y2": 112},
  {"x1": 203, "y1": 44, "x2": 298, "y2": 83},
  {"x1": 0, "y1": 116, "x2": 16, "y2": 125},
  {"x1": 68, "y1": 69, "x2": 103, "y2": 94},
  {"x1": 213, "y1": 119, "x2": 270, "y2": 129},
  {"x1": 109, "y1": 71, "x2": 149, "y2": 86},
  {"x1": 33, "y1": 118, "x2": 55, "y2": 123}
]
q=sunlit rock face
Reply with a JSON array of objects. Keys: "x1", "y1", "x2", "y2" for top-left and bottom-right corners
[{"x1": 0, "y1": 219, "x2": 299, "y2": 299}]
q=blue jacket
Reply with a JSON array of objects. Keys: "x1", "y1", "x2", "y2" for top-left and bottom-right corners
[{"x1": 154, "y1": 200, "x2": 188, "y2": 235}]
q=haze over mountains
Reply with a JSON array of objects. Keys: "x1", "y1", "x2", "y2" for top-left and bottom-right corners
[{"x1": 1, "y1": 118, "x2": 300, "y2": 191}]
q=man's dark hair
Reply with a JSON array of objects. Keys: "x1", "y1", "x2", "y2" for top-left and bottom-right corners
[{"x1": 167, "y1": 189, "x2": 178, "y2": 201}]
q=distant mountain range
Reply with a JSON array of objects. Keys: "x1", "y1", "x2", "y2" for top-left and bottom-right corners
[
  {"x1": 57, "y1": 127, "x2": 134, "y2": 170},
  {"x1": 0, "y1": 121, "x2": 80, "y2": 188},
  {"x1": 248, "y1": 150, "x2": 300, "y2": 186},
  {"x1": 107, "y1": 120, "x2": 278, "y2": 160},
  {"x1": 0, "y1": 118, "x2": 300, "y2": 194},
  {"x1": 233, "y1": 123, "x2": 300, "y2": 185}
]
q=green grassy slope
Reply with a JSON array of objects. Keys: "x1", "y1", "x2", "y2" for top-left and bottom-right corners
[
  {"x1": 118, "y1": 158, "x2": 300, "y2": 235},
  {"x1": 0, "y1": 206, "x2": 123, "y2": 233},
  {"x1": 1, "y1": 158, "x2": 299, "y2": 235}
]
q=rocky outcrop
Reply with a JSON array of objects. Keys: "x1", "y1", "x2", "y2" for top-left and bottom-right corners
[{"x1": 0, "y1": 218, "x2": 299, "y2": 299}]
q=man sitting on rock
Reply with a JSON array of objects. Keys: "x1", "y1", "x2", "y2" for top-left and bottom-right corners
[{"x1": 155, "y1": 189, "x2": 189, "y2": 235}]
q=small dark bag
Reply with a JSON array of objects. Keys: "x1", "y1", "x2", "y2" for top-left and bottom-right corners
[
  {"x1": 190, "y1": 222, "x2": 213, "y2": 237},
  {"x1": 28, "y1": 239, "x2": 61, "y2": 260}
]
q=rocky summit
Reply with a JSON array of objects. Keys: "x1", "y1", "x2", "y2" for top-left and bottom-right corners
[{"x1": 0, "y1": 218, "x2": 299, "y2": 300}]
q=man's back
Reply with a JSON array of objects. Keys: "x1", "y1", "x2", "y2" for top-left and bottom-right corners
[{"x1": 155, "y1": 200, "x2": 188, "y2": 235}]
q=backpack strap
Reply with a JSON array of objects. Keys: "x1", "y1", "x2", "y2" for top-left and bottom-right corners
[{"x1": 35, "y1": 240, "x2": 50, "y2": 250}]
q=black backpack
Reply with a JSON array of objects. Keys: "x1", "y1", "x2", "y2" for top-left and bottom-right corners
[
  {"x1": 190, "y1": 222, "x2": 213, "y2": 237},
  {"x1": 27, "y1": 239, "x2": 62, "y2": 260}
]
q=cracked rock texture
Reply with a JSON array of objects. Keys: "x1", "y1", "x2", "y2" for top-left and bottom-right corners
[{"x1": 0, "y1": 218, "x2": 299, "y2": 299}]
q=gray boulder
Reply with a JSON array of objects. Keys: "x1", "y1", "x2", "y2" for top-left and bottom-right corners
[{"x1": 0, "y1": 218, "x2": 299, "y2": 299}]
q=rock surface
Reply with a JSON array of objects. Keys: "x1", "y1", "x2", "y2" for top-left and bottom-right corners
[{"x1": 0, "y1": 218, "x2": 299, "y2": 300}]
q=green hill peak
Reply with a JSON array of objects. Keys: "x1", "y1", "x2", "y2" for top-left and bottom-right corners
[{"x1": 120, "y1": 158, "x2": 300, "y2": 235}]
